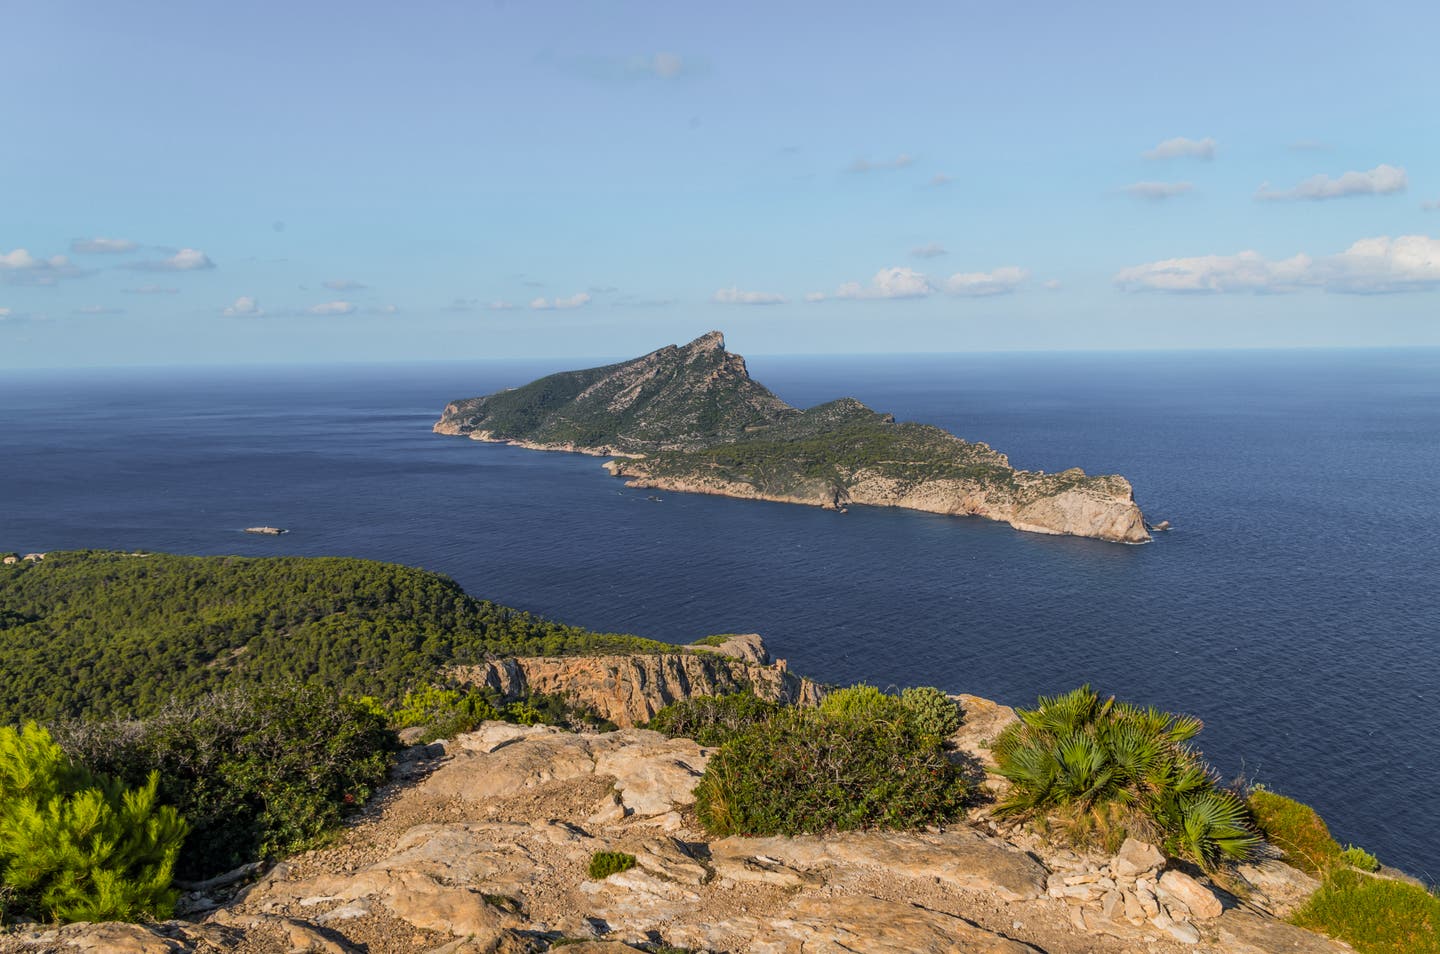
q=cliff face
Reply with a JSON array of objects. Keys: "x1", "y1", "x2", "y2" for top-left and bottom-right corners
[
  {"x1": 436, "y1": 331, "x2": 1152, "y2": 544},
  {"x1": 447, "y1": 634, "x2": 825, "y2": 727}
]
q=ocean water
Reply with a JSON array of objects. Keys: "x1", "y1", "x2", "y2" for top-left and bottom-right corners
[{"x1": 2, "y1": 349, "x2": 1437, "y2": 880}]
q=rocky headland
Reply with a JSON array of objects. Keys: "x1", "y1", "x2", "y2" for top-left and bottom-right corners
[
  {"x1": 434, "y1": 332, "x2": 1151, "y2": 544},
  {"x1": 2, "y1": 635, "x2": 1365, "y2": 954}
]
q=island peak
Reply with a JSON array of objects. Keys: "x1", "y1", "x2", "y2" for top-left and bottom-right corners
[{"x1": 435, "y1": 334, "x2": 1151, "y2": 543}]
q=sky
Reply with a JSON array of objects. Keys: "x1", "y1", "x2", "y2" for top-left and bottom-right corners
[{"x1": 3, "y1": 0, "x2": 1439, "y2": 369}]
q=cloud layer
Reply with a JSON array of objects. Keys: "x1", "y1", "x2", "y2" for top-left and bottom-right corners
[
  {"x1": 126, "y1": 248, "x2": 216, "y2": 271},
  {"x1": 1256, "y1": 164, "x2": 1407, "y2": 201},
  {"x1": 824, "y1": 265, "x2": 1028, "y2": 301},
  {"x1": 713, "y1": 286, "x2": 786, "y2": 305},
  {"x1": 0, "y1": 249, "x2": 91, "y2": 285},
  {"x1": 223, "y1": 296, "x2": 264, "y2": 317},
  {"x1": 1115, "y1": 234, "x2": 1440, "y2": 294},
  {"x1": 1143, "y1": 137, "x2": 1216, "y2": 160},
  {"x1": 529, "y1": 292, "x2": 591, "y2": 310},
  {"x1": 1123, "y1": 181, "x2": 1194, "y2": 201},
  {"x1": 71, "y1": 237, "x2": 140, "y2": 254}
]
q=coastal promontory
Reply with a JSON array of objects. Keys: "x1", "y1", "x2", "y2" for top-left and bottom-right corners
[{"x1": 435, "y1": 332, "x2": 1150, "y2": 543}]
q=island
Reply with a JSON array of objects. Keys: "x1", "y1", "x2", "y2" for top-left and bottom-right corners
[{"x1": 434, "y1": 331, "x2": 1151, "y2": 543}]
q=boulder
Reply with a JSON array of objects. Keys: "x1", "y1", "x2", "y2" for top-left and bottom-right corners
[
  {"x1": 1112, "y1": 838, "x2": 1165, "y2": 878},
  {"x1": 1216, "y1": 909, "x2": 1357, "y2": 953},
  {"x1": 1157, "y1": 869, "x2": 1224, "y2": 919}
]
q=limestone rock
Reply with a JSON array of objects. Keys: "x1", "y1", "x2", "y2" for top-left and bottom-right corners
[
  {"x1": 690, "y1": 894, "x2": 1041, "y2": 953},
  {"x1": 1237, "y1": 859, "x2": 1322, "y2": 915},
  {"x1": 1158, "y1": 869, "x2": 1224, "y2": 919},
  {"x1": 1217, "y1": 908, "x2": 1357, "y2": 953},
  {"x1": 60, "y1": 923, "x2": 188, "y2": 954},
  {"x1": 1112, "y1": 837, "x2": 1165, "y2": 878}
]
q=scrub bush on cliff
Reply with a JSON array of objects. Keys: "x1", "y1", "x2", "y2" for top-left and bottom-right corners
[
  {"x1": 0, "y1": 722, "x2": 186, "y2": 924},
  {"x1": 694, "y1": 707, "x2": 968, "y2": 837},
  {"x1": 55, "y1": 684, "x2": 394, "y2": 880},
  {"x1": 992, "y1": 685, "x2": 1259, "y2": 870}
]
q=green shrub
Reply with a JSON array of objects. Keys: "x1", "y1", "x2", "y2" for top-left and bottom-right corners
[
  {"x1": 1341, "y1": 846, "x2": 1381, "y2": 873},
  {"x1": 1247, "y1": 788, "x2": 1342, "y2": 877},
  {"x1": 587, "y1": 851, "x2": 637, "y2": 880},
  {"x1": 0, "y1": 723, "x2": 187, "y2": 924},
  {"x1": 55, "y1": 685, "x2": 395, "y2": 880},
  {"x1": 1292, "y1": 868, "x2": 1440, "y2": 954},
  {"x1": 647, "y1": 691, "x2": 779, "y2": 746},
  {"x1": 694, "y1": 707, "x2": 968, "y2": 837},
  {"x1": 389, "y1": 684, "x2": 503, "y2": 742},
  {"x1": 899, "y1": 686, "x2": 962, "y2": 739},
  {"x1": 992, "y1": 685, "x2": 1259, "y2": 870},
  {"x1": 818, "y1": 685, "x2": 907, "y2": 724}
]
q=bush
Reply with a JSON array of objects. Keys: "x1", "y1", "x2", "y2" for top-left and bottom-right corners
[
  {"x1": 0, "y1": 723, "x2": 186, "y2": 924},
  {"x1": 992, "y1": 685, "x2": 1259, "y2": 871},
  {"x1": 818, "y1": 685, "x2": 907, "y2": 724},
  {"x1": 587, "y1": 851, "x2": 636, "y2": 880},
  {"x1": 1292, "y1": 868, "x2": 1440, "y2": 954},
  {"x1": 55, "y1": 685, "x2": 395, "y2": 880},
  {"x1": 647, "y1": 691, "x2": 779, "y2": 747},
  {"x1": 694, "y1": 707, "x2": 968, "y2": 837},
  {"x1": 899, "y1": 686, "x2": 962, "y2": 739},
  {"x1": 1246, "y1": 788, "x2": 1342, "y2": 877},
  {"x1": 387, "y1": 684, "x2": 503, "y2": 743},
  {"x1": 1342, "y1": 846, "x2": 1381, "y2": 873}
]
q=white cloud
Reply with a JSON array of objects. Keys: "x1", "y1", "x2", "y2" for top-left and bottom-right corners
[
  {"x1": 943, "y1": 266, "x2": 1028, "y2": 297},
  {"x1": 1122, "y1": 181, "x2": 1194, "y2": 201},
  {"x1": 74, "y1": 304, "x2": 125, "y2": 315},
  {"x1": 127, "y1": 248, "x2": 216, "y2": 271},
  {"x1": 1420, "y1": 199, "x2": 1439, "y2": 212},
  {"x1": 222, "y1": 296, "x2": 264, "y2": 317},
  {"x1": 0, "y1": 307, "x2": 10, "y2": 319},
  {"x1": 1114, "y1": 234, "x2": 1440, "y2": 294},
  {"x1": 323, "y1": 278, "x2": 367, "y2": 291},
  {"x1": 911, "y1": 243, "x2": 947, "y2": 259},
  {"x1": 488, "y1": 300, "x2": 516, "y2": 311},
  {"x1": 848, "y1": 154, "x2": 914, "y2": 173},
  {"x1": 1042, "y1": 279, "x2": 1063, "y2": 291},
  {"x1": 836, "y1": 266, "x2": 933, "y2": 300},
  {"x1": 0, "y1": 248, "x2": 93, "y2": 285},
  {"x1": 1256, "y1": 164, "x2": 1407, "y2": 201},
  {"x1": 308, "y1": 300, "x2": 356, "y2": 316},
  {"x1": 804, "y1": 291, "x2": 827, "y2": 302},
  {"x1": 1115, "y1": 251, "x2": 1313, "y2": 293},
  {"x1": 371, "y1": 303, "x2": 399, "y2": 315},
  {"x1": 929, "y1": 173, "x2": 952, "y2": 187},
  {"x1": 1143, "y1": 137, "x2": 1216, "y2": 160},
  {"x1": 529, "y1": 292, "x2": 592, "y2": 311},
  {"x1": 713, "y1": 286, "x2": 786, "y2": 305},
  {"x1": 649, "y1": 52, "x2": 683, "y2": 78},
  {"x1": 123, "y1": 285, "x2": 178, "y2": 294},
  {"x1": 71, "y1": 237, "x2": 140, "y2": 254}
]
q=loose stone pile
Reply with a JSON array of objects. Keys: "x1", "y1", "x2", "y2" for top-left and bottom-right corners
[{"x1": 1044, "y1": 837, "x2": 1222, "y2": 944}]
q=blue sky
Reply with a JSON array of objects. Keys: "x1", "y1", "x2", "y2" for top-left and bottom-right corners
[{"x1": 3, "y1": 0, "x2": 1439, "y2": 368}]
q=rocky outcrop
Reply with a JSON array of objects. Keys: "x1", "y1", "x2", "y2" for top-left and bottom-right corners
[
  {"x1": 1, "y1": 716, "x2": 1353, "y2": 954},
  {"x1": 449, "y1": 634, "x2": 824, "y2": 727},
  {"x1": 435, "y1": 331, "x2": 1153, "y2": 544},
  {"x1": 607, "y1": 459, "x2": 1151, "y2": 545}
]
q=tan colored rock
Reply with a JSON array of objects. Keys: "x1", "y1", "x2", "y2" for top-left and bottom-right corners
[
  {"x1": 697, "y1": 894, "x2": 1041, "y2": 954},
  {"x1": 1158, "y1": 869, "x2": 1224, "y2": 919},
  {"x1": 61, "y1": 923, "x2": 187, "y2": 954},
  {"x1": 421, "y1": 733, "x2": 597, "y2": 803},
  {"x1": 1216, "y1": 909, "x2": 1356, "y2": 954},
  {"x1": 592, "y1": 731, "x2": 707, "y2": 817},
  {"x1": 1112, "y1": 837, "x2": 1165, "y2": 878},
  {"x1": 282, "y1": 917, "x2": 355, "y2": 954},
  {"x1": 1237, "y1": 859, "x2": 1322, "y2": 916},
  {"x1": 450, "y1": 642, "x2": 822, "y2": 728},
  {"x1": 710, "y1": 828, "x2": 1047, "y2": 902}
]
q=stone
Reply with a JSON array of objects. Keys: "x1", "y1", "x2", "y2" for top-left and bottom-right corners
[
  {"x1": 1158, "y1": 869, "x2": 1224, "y2": 919},
  {"x1": 60, "y1": 923, "x2": 187, "y2": 954},
  {"x1": 1165, "y1": 919, "x2": 1201, "y2": 944},
  {"x1": 282, "y1": 918, "x2": 355, "y2": 953},
  {"x1": 685, "y1": 894, "x2": 1041, "y2": 954},
  {"x1": 1112, "y1": 837, "x2": 1165, "y2": 878},
  {"x1": 1099, "y1": 889, "x2": 1123, "y2": 920},
  {"x1": 1216, "y1": 909, "x2": 1357, "y2": 953},
  {"x1": 1236, "y1": 859, "x2": 1322, "y2": 915}
]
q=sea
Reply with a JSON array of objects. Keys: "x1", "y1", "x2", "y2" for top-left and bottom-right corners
[{"x1": 1, "y1": 348, "x2": 1437, "y2": 881}]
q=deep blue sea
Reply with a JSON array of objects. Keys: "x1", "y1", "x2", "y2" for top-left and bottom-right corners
[{"x1": 2, "y1": 349, "x2": 1437, "y2": 880}]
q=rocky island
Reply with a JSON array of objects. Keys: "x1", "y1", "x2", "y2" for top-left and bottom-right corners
[{"x1": 435, "y1": 331, "x2": 1150, "y2": 543}]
